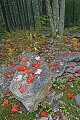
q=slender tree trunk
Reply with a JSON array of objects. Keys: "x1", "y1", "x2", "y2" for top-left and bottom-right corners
[
  {"x1": 6, "y1": 0, "x2": 14, "y2": 30},
  {"x1": 30, "y1": 0, "x2": 35, "y2": 30},
  {"x1": 59, "y1": 0, "x2": 65, "y2": 36},
  {"x1": 38, "y1": 0, "x2": 41, "y2": 16},
  {"x1": 24, "y1": 0, "x2": 30, "y2": 29},
  {"x1": 42, "y1": 0, "x2": 47, "y2": 15},
  {"x1": 16, "y1": 0, "x2": 23, "y2": 30},
  {"x1": 10, "y1": 1, "x2": 17, "y2": 28},
  {"x1": 0, "y1": 0, "x2": 10, "y2": 32},
  {"x1": 52, "y1": 0, "x2": 59, "y2": 33},
  {"x1": 46, "y1": 0, "x2": 55, "y2": 37},
  {"x1": 22, "y1": 0, "x2": 27, "y2": 29},
  {"x1": 18, "y1": 0, "x2": 25, "y2": 29}
]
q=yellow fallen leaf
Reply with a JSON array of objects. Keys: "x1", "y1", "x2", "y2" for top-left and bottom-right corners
[
  {"x1": 34, "y1": 47, "x2": 37, "y2": 51},
  {"x1": 7, "y1": 48, "x2": 14, "y2": 56}
]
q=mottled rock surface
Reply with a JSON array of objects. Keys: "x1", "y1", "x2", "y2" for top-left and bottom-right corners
[
  {"x1": 0, "y1": 50, "x2": 80, "y2": 112},
  {"x1": 10, "y1": 51, "x2": 52, "y2": 112}
]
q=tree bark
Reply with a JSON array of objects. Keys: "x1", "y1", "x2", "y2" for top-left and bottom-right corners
[
  {"x1": 16, "y1": 0, "x2": 23, "y2": 30},
  {"x1": 42, "y1": 0, "x2": 47, "y2": 15},
  {"x1": 24, "y1": 0, "x2": 30, "y2": 29},
  {"x1": 46, "y1": 0, "x2": 55, "y2": 37},
  {"x1": 30, "y1": 0, "x2": 35, "y2": 30},
  {"x1": 59, "y1": 0, "x2": 65, "y2": 36},
  {"x1": 0, "y1": 0, "x2": 10, "y2": 32}
]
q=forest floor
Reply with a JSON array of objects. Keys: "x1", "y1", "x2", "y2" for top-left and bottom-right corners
[{"x1": 0, "y1": 26, "x2": 80, "y2": 120}]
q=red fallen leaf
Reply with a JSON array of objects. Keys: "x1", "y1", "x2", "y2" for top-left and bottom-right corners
[
  {"x1": 51, "y1": 68, "x2": 56, "y2": 71},
  {"x1": 18, "y1": 85, "x2": 26, "y2": 93},
  {"x1": 41, "y1": 110, "x2": 47, "y2": 117},
  {"x1": 23, "y1": 57, "x2": 29, "y2": 62},
  {"x1": 58, "y1": 65, "x2": 63, "y2": 69},
  {"x1": 61, "y1": 59, "x2": 66, "y2": 62},
  {"x1": 16, "y1": 64, "x2": 25, "y2": 71},
  {"x1": 5, "y1": 92, "x2": 11, "y2": 97},
  {"x1": 65, "y1": 87, "x2": 70, "y2": 91},
  {"x1": 10, "y1": 63, "x2": 16, "y2": 67},
  {"x1": 26, "y1": 74, "x2": 34, "y2": 84},
  {"x1": 70, "y1": 65, "x2": 75, "y2": 68},
  {"x1": 65, "y1": 51, "x2": 70, "y2": 56},
  {"x1": 11, "y1": 104, "x2": 18, "y2": 113},
  {"x1": 66, "y1": 93, "x2": 73, "y2": 99},
  {"x1": 4, "y1": 74, "x2": 9, "y2": 79},
  {"x1": 23, "y1": 68, "x2": 30, "y2": 74},
  {"x1": 78, "y1": 81, "x2": 80, "y2": 85},
  {"x1": 32, "y1": 69, "x2": 37, "y2": 74},
  {"x1": 52, "y1": 62, "x2": 57, "y2": 66},
  {"x1": 2, "y1": 100, "x2": 9, "y2": 106},
  {"x1": 76, "y1": 69, "x2": 80, "y2": 73},
  {"x1": 8, "y1": 70, "x2": 14, "y2": 75},
  {"x1": 68, "y1": 77, "x2": 74, "y2": 81},
  {"x1": 32, "y1": 62, "x2": 40, "y2": 68}
]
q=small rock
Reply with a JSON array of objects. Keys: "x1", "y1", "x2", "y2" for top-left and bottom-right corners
[
  {"x1": 39, "y1": 117, "x2": 48, "y2": 120},
  {"x1": 75, "y1": 94, "x2": 80, "y2": 105}
]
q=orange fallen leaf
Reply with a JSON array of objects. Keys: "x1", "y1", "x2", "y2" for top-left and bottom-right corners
[
  {"x1": 61, "y1": 59, "x2": 66, "y2": 63},
  {"x1": 78, "y1": 81, "x2": 80, "y2": 85},
  {"x1": 2, "y1": 100, "x2": 9, "y2": 106},
  {"x1": 52, "y1": 62, "x2": 58, "y2": 66},
  {"x1": 58, "y1": 65, "x2": 63, "y2": 69},
  {"x1": 5, "y1": 92, "x2": 11, "y2": 97},
  {"x1": 76, "y1": 69, "x2": 80, "y2": 73},
  {"x1": 68, "y1": 77, "x2": 74, "y2": 81}
]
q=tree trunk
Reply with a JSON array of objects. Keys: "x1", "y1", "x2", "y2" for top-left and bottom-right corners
[
  {"x1": 0, "y1": 0, "x2": 10, "y2": 32},
  {"x1": 16, "y1": 0, "x2": 23, "y2": 30},
  {"x1": 10, "y1": 1, "x2": 17, "y2": 29},
  {"x1": 46, "y1": 0, "x2": 55, "y2": 37},
  {"x1": 42, "y1": 0, "x2": 47, "y2": 15},
  {"x1": 52, "y1": 0, "x2": 59, "y2": 34},
  {"x1": 59, "y1": 0, "x2": 65, "y2": 36},
  {"x1": 6, "y1": 0, "x2": 14, "y2": 30},
  {"x1": 30, "y1": 0, "x2": 35, "y2": 30},
  {"x1": 24, "y1": 0, "x2": 30, "y2": 30}
]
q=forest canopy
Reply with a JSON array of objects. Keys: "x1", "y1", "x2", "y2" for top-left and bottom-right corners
[{"x1": 0, "y1": 0, "x2": 80, "y2": 37}]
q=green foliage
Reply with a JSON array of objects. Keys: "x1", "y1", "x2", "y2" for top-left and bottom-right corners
[{"x1": 35, "y1": 15, "x2": 49, "y2": 31}]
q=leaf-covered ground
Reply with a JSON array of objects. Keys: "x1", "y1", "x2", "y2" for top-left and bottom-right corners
[{"x1": 0, "y1": 28, "x2": 80, "y2": 120}]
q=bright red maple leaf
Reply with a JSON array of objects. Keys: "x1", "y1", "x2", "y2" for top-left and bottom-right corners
[
  {"x1": 32, "y1": 62, "x2": 40, "y2": 67},
  {"x1": 11, "y1": 104, "x2": 18, "y2": 113},
  {"x1": 52, "y1": 62, "x2": 57, "y2": 66},
  {"x1": 23, "y1": 68, "x2": 30, "y2": 74},
  {"x1": 41, "y1": 110, "x2": 47, "y2": 117},
  {"x1": 23, "y1": 57, "x2": 29, "y2": 62},
  {"x1": 66, "y1": 93, "x2": 73, "y2": 99},
  {"x1": 26, "y1": 74, "x2": 34, "y2": 84},
  {"x1": 16, "y1": 64, "x2": 25, "y2": 71},
  {"x1": 61, "y1": 59, "x2": 66, "y2": 63},
  {"x1": 8, "y1": 70, "x2": 14, "y2": 75},
  {"x1": 51, "y1": 68, "x2": 56, "y2": 71},
  {"x1": 65, "y1": 51, "x2": 70, "y2": 56},
  {"x1": 4, "y1": 74, "x2": 9, "y2": 79},
  {"x1": 18, "y1": 85, "x2": 26, "y2": 93}
]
